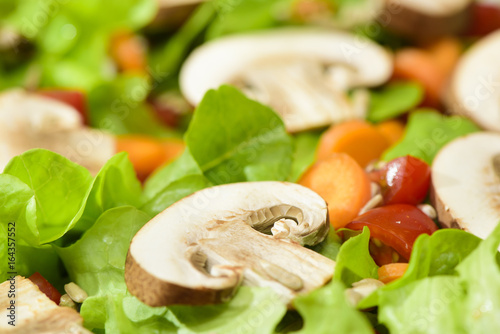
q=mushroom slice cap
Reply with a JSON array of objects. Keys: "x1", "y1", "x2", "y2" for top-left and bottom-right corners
[
  {"x1": 447, "y1": 30, "x2": 500, "y2": 131},
  {"x1": 180, "y1": 28, "x2": 392, "y2": 132},
  {"x1": 125, "y1": 181, "x2": 334, "y2": 307},
  {"x1": 383, "y1": 0, "x2": 473, "y2": 40},
  {"x1": 180, "y1": 28, "x2": 392, "y2": 104},
  {"x1": 431, "y1": 132, "x2": 500, "y2": 240}
]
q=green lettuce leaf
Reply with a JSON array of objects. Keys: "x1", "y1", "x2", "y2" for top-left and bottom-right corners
[
  {"x1": 382, "y1": 110, "x2": 480, "y2": 164},
  {"x1": 168, "y1": 287, "x2": 286, "y2": 334},
  {"x1": 334, "y1": 227, "x2": 378, "y2": 286},
  {"x1": 293, "y1": 280, "x2": 373, "y2": 334},
  {"x1": 72, "y1": 153, "x2": 142, "y2": 233},
  {"x1": 359, "y1": 228, "x2": 481, "y2": 309},
  {"x1": 308, "y1": 228, "x2": 342, "y2": 261},
  {"x1": 3, "y1": 149, "x2": 93, "y2": 244},
  {"x1": 378, "y1": 224, "x2": 500, "y2": 333},
  {"x1": 367, "y1": 81, "x2": 424, "y2": 123},
  {"x1": 185, "y1": 85, "x2": 293, "y2": 184}
]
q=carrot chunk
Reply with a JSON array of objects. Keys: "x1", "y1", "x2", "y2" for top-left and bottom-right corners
[
  {"x1": 110, "y1": 31, "x2": 147, "y2": 73},
  {"x1": 317, "y1": 120, "x2": 390, "y2": 168},
  {"x1": 378, "y1": 263, "x2": 409, "y2": 284},
  {"x1": 299, "y1": 153, "x2": 371, "y2": 229},
  {"x1": 375, "y1": 120, "x2": 405, "y2": 146},
  {"x1": 116, "y1": 135, "x2": 184, "y2": 181}
]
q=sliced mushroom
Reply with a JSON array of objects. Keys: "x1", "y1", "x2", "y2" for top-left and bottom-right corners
[
  {"x1": 431, "y1": 132, "x2": 500, "y2": 240},
  {"x1": 382, "y1": 0, "x2": 473, "y2": 41},
  {"x1": 0, "y1": 276, "x2": 90, "y2": 333},
  {"x1": 180, "y1": 28, "x2": 393, "y2": 132},
  {"x1": 0, "y1": 89, "x2": 115, "y2": 174},
  {"x1": 446, "y1": 30, "x2": 500, "y2": 131},
  {"x1": 125, "y1": 181, "x2": 335, "y2": 307}
]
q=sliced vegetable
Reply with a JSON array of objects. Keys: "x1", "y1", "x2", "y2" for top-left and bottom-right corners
[
  {"x1": 375, "y1": 120, "x2": 405, "y2": 145},
  {"x1": 28, "y1": 272, "x2": 62, "y2": 304},
  {"x1": 299, "y1": 153, "x2": 371, "y2": 229},
  {"x1": 317, "y1": 120, "x2": 390, "y2": 168},
  {"x1": 345, "y1": 204, "x2": 438, "y2": 262},
  {"x1": 467, "y1": 3, "x2": 500, "y2": 36},
  {"x1": 378, "y1": 263, "x2": 409, "y2": 284},
  {"x1": 110, "y1": 30, "x2": 147, "y2": 73},
  {"x1": 372, "y1": 155, "x2": 431, "y2": 206}
]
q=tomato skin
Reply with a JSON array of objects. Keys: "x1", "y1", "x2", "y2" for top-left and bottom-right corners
[
  {"x1": 466, "y1": 4, "x2": 500, "y2": 37},
  {"x1": 377, "y1": 156, "x2": 431, "y2": 206},
  {"x1": 28, "y1": 272, "x2": 61, "y2": 304},
  {"x1": 39, "y1": 89, "x2": 88, "y2": 125},
  {"x1": 345, "y1": 204, "x2": 438, "y2": 261}
]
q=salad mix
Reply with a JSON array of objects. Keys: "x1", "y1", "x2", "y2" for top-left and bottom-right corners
[{"x1": 1, "y1": 0, "x2": 500, "y2": 333}]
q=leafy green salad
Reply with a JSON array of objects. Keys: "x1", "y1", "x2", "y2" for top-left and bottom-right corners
[{"x1": 2, "y1": 0, "x2": 500, "y2": 333}]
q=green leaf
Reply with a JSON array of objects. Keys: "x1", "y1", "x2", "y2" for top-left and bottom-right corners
[
  {"x1": 72, "y1": 153, "x2": 142, "y2": 233},
  {"x1": 293, "y1": 280, "x2": 373, "y2": 334},
  {"x1": 367, "y1": 81, "x2": 424, "y2": 123},
  {"x1": 288, "y1": 130, "x2": 321, "y2": 182},
  {"x1": 359, "y1": 228, "x2": 481, "y2": 309},
  {"x1": 3, "y1": 149, "x2": 93, "y2": 244},
  {"x1": 168, "y1": 287, "x2": 287, "y2": 334},
  {"x1": 382, "y1": 110, "x2": 480, "y2": 164},
  {"x1": 186, "y1": 85, "x2": 293, "y2": 184},
  {"x1": 141, "y1": 174, "x2": 213, "y2": 217},
  {"x1": 334, "y1": 227, "x2": 378, "y2": 286},
  {"x1": 377, "y1": 225, "x2": 500, "y2": 333},
  {"x1": 308, "y1": 228, "x2": 342, "y2": 261},
  {"x1": 379, "y1": 276, "x2": 465, "y2": 334}
]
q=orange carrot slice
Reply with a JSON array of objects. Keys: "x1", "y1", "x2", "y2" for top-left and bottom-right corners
[
  {"x1": 317, "y1": 120, "x2": 390, "y2": 168},
  {"x1": 110, "y1": 31, "x2": 147, "y2": 73},
  {"x1": 299, "y1": 153, "x2": 371, "y2": 229},
  {"x1": 375, "y1": 120, "x2": 405, "y2": 146},
  {"x1": 378, "y1": 263, "x2": 409, "y2": 284},
  {"x1": 426, "y1": 37, "x2": 462, "y2": 77},
  {"x1": 393, "y1": 48, "x2": 445, "y2": 108},
  {"x1": 116, "y1": 135, "x2": 184, "y2": 181}
]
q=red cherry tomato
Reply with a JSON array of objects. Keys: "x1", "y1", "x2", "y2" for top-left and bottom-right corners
[
  {"x1": 28, "y1": 272, "x2": 61, "y2": 304},
  {"x1": 39, "y1": 89, "x2": 88, "y2": 125},
  {"x1": 374, "y1": 156, "x2": 431, "y2": 206},
  {"x1": 466, "y1": 3, "x2": 500, "y2": 37},
  {"x1": 345, "y1": 204, "x2": 438, "y2": 262}
]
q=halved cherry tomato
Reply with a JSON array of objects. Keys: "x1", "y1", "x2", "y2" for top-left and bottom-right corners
[
  {"x1": 28, "y1": 272, "x2": 61, "y2": 304},
  {"x1": 39, "y1": 89, "x2": 88, "y2": 125},
  {"x1": 371, "y1": 155, "x2": 431, "y2": 206},
  {"x1": 345, "y1": 204, "x2": 437, "y2": 263},
  {"x1": 466, "y1": 3, "x2": 500, "y2": 37}
]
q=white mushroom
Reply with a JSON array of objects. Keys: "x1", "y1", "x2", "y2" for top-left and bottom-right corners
[
  {"x1": 446, "y1": 30, "x2": 500, "y2": 131},
  {"x1": 180, "y1": 28, "x2": 393, "y2": 132},
  {"x1": 125, "y1": 181, "x2": 335, "y2": 307},
  {"x1": 382, "y1": 0, "x2": 473, "y2": 41},
  {"x1": 0, "y1": 89, "x2": 115, "y2": 174},
  {"x1": 0, "y1": 276, "x2": 89, "y2": 333},
  {"x1": 431, "y1": 132, "x2": 500, "y2": 240}
]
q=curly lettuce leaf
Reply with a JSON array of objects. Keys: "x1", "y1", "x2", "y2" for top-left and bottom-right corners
[
  {"x1": 382, "y1": 110, "x2": 480, "y2": 164},
  {"x1": 334, "y1": 227, "x2": 378, "y2": 286},
  {"x1": 378, "y1": 224, "x2": 500, "y2": 333},
  {"x1": 168, "y1": 287, "x2": 286, "y2": 334},
  {"x1": 359, "y1": 228, "x2": 481, "y2": 309},
  {"x1": 367, "y1": 81, "x2": 424, "y2": 123},
  {"x1": 293, "y1": 280, "x2": 373, "y2": 334}
]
